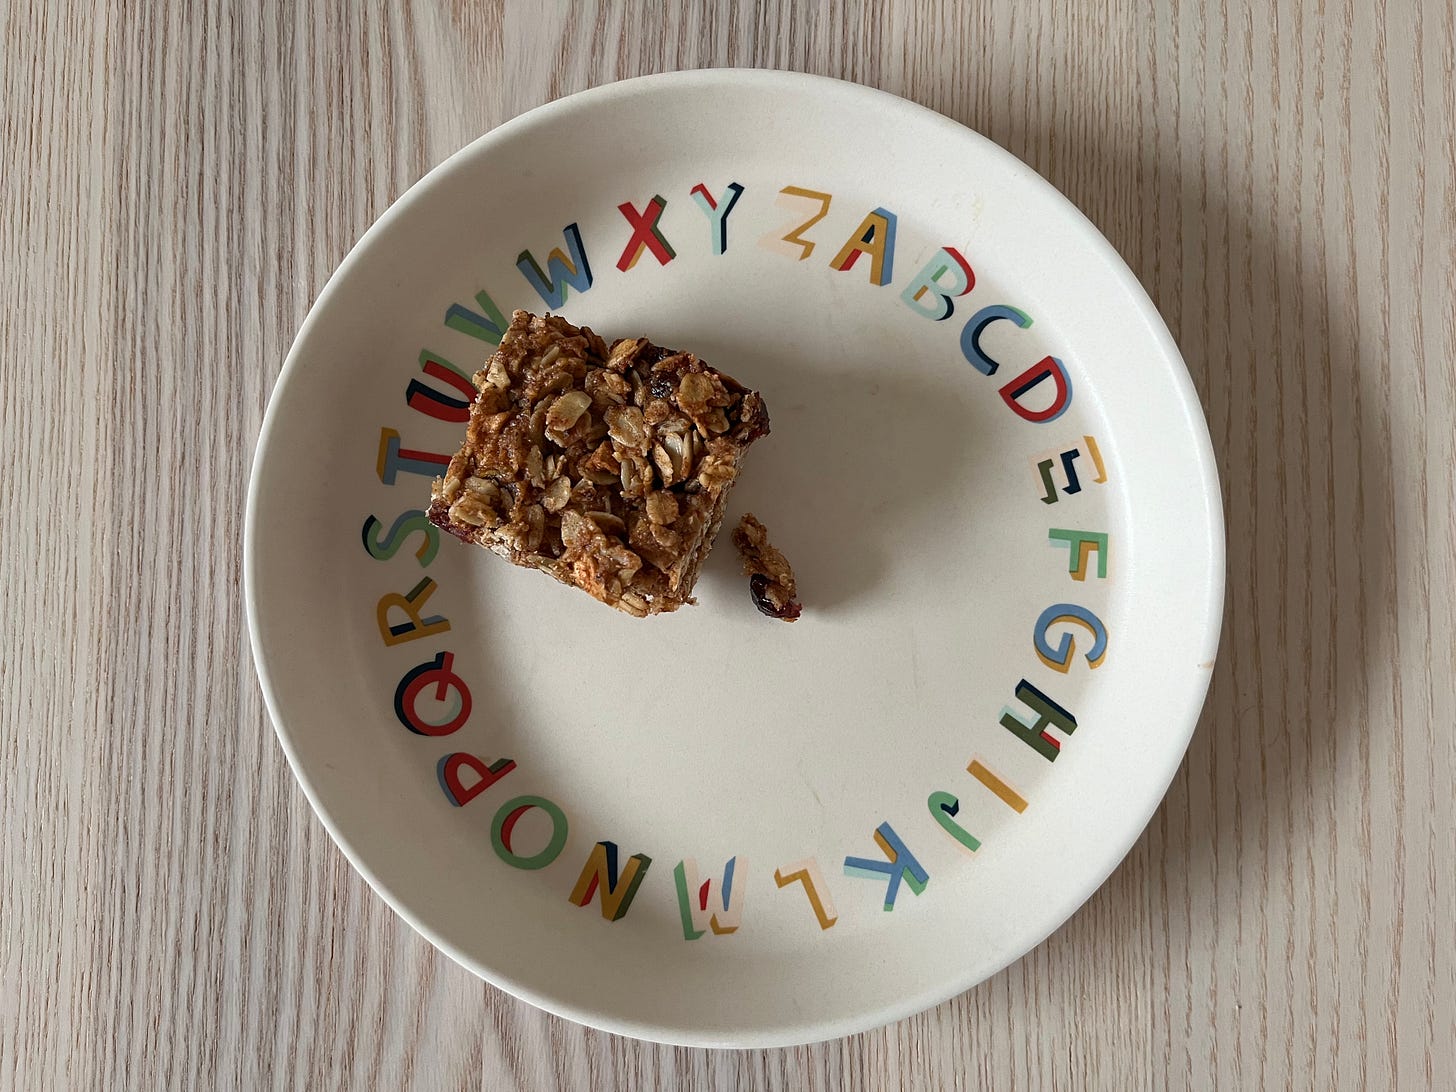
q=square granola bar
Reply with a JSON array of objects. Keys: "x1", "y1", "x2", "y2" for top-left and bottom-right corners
[{"x1": 428, "y1": 310, "x2": 770, "y2": 616}]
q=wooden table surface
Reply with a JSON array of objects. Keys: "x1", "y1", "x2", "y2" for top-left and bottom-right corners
[{"x1": 4, "y1": 1, "x2": 1452, "y2": 1088}]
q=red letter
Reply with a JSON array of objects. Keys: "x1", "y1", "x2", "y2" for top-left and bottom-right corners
[
  {"x1": 393, "y1": 651, "x2": 472, "y2": 736},
  {"x1": 999, "y1": 356, "x2": 1073, "y2": 423},
  {"x1": 438, "y1": 753, "x2": 515, "y2": 806},
  {"x1": 406, "y1": 350, "x2": 476, "y2": 423},
  {"x1": 616, "y1": 196, "x2": 676, "y2": 271}
]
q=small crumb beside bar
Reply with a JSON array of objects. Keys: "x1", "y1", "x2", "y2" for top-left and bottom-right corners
[
  {"x1": 428, "y1": 310, "x2": 770, "y2": 616},
  {"x1": 732, "y1": 513, "x2": 802, "y2": 621}
]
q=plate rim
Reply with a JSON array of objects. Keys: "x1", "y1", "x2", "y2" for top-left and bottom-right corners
[{"x1": 244, "y1": 67, "x2": 1226, "y2": 1048}]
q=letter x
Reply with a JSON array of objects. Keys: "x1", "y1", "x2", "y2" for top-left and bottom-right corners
[{"x1": 616, "y1": 195, "x2": 676, "y2": 271}]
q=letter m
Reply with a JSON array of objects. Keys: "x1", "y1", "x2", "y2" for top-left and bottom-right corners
[{"x1": 674, "y1": 857, "x2": 745, "y2": 939}]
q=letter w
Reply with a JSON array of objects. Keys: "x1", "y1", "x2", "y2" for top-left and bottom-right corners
[{"x1": 516, "y1": 223, "x2": 594, "y2": 309}]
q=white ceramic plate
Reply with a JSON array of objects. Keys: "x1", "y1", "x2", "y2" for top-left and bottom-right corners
[{"x1": 246, "y1": 70, "x2": 1223, "y2": 1048}]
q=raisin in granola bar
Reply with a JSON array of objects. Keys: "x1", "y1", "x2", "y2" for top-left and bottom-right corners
[{"x1": 428, "y1": 310, "x2": 769, "y2": 616}]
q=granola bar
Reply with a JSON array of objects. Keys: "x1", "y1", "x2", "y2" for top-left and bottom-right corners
[
  {"x1": 732, "y1": 513, "x2": 802, "y2": 621},
  {"x1": 428, "y1": 310, "x2": 770, "y2": 616}
]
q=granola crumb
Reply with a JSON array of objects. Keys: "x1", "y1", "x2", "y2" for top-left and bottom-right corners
[{"x1": 731, "y1": 513, "x2": 802, "y2": 622}]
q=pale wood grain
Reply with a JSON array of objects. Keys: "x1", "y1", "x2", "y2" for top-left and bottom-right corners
[{"x1": 2, "y1": 0, "x2": 1452, "y2": 1088}]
